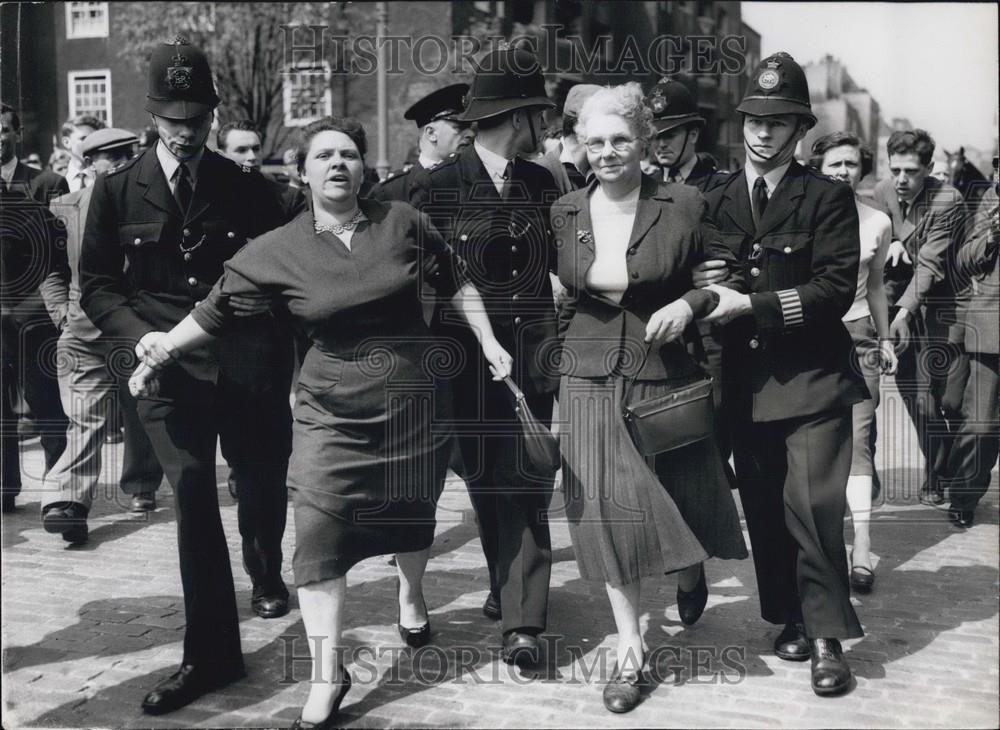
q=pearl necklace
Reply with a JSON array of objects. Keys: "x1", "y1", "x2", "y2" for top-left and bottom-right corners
[{"x1": 314, "y1": 209, "x2": 365, "y2": 235}]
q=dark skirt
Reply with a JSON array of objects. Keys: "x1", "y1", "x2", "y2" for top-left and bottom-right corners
[
  {"x1": 288, "y1": 350, "x2": 452, "y2": 586},
  {"x1": 559, "y1": 375, "x2": 747, "y2": 587}
]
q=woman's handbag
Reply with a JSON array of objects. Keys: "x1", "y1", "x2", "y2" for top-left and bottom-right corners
[
  {"x1": 503, "y1": 376, "x2": 561, "y2": 477},
  {"x1": 621, "y1": 342, "x2": 714, "y2": 456}
]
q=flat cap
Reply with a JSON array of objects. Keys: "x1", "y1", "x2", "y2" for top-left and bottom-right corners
[
  {"x1": 563, "y1": 84, "x2": 602, "y2": 117},
  {"x1": 81, "y1": 128, "x2": 139, "y2": 157}
]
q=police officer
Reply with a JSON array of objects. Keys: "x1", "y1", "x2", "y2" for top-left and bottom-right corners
[
  {"x1": 646, "y1": 77, "x2": 723, "y2": 191},
  {"x1": 371, "y1": 82, "x2": 472, "y2": 203},
  {"x1": 700, "y1": 52, "x2": 867, "y2": 697},
  {"x1": 409, "y1": 45, "x2": 561, "y2": 666},
  {"x1": 79, "y1": 37, "x2": 299, "y2": 714}
]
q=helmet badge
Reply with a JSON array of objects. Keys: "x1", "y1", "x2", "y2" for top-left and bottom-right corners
[
  {"x1": 757, "y1": 69, "x2": 780, "y2": 91},
  {"x1": 167, "y1": 35, "x2": 193, "y2": 91}
]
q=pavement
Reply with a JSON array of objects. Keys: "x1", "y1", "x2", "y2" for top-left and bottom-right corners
[{"x1": 2, "y1": 383, "x2": 998, "y2": 729}]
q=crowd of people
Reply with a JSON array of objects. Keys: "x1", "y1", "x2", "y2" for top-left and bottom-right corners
[{"x1": 1, "y1": 33, "x2": 997, "y2": 728}]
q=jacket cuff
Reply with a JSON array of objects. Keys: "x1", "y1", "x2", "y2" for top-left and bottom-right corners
[
  {"x1": 776, "y1": 288, "x2": 805, "y2": 328},
  {"x1": 749, "y1": 291, "x2": 783, "y2": 332},
  {"x1": 681, "y1": 288, "x2": 716, "y2": 319}
]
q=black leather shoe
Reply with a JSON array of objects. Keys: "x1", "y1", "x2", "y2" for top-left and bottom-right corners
[
  {"x1": 948, "y1": 506, "x2": 974, "y2": 528},
  {"x1": 919, "y1": 483, "x2": 946, "y2": 506},
  {"x1": 482, "y1": 591, "x2": 502, "y2": 621},
  {"x1": 810, "y1": 638, "x2": 852, "y2": 696},
  {"x1": 252, "y1": 589, "x2": 290, "y2": 619},
  {"x1": 290, "y1": 668, "x2": 352, "y2": 729},
  {"x1": 602, "y1": 663, "x2": 645, "y2": 713},
  {"x1": 397, "y1": 619, "x2": 431, "y2": 648},
  {"x1": 141, "y1": 663, "x2": 245, "y2": 715},
  {"x1": 850, "y1": 565, "x2": 875, "y2": 593},
  {"x1": 42, "y1": 502, "x2": 89, "y2": 544},
  {"x1": 774, "y1": 622, "x2": 810, "y2": 661},
  {"x1": 1, "y1": 493, "x2": 16, "y2": 513},
  {"x1": 130, "y1": 492, "x2": 156, "y2": 513},
  {"x1": 677, "y1": 564, "x2": 708, "y2": 626},
  {"x1": 501, "y1": 631, "x2": 539, "y2": 667}
]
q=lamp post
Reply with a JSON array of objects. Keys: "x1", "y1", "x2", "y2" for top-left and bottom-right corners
[{"x1": 375, "y1": 1, "x2": 389, "y2": 180}]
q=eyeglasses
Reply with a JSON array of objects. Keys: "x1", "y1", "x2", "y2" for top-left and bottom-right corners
[{"x1": 584, "y1": 135, "x2": 636, "y2": 154}]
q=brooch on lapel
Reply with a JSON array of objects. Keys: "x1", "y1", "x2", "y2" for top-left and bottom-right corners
[{"x1": 577, "y1": 229, "x2": 593, "y2": 246}]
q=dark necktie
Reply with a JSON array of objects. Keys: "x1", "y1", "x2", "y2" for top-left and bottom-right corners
[
  {"x1": 667, "y1": 167, "x2": 680, "y2": 183},
  {"x1": 899, "y1": 200, "x2": 909, "y2": 222},
  {"x1": 752, "y1": 176, "x2": 769, "y2": 229},
  {"x1": 174, "y1": 162, "x2": 192, "y2": 215},
  {"x1": 501, "y1": 161, "x2": 513, "y2": 200},
  {"x1": 77, "y1": 172, "x2": 89, "y2": 189},
  {"x1": 563, "y1": 162, "x2": 586, "y2": 191}
]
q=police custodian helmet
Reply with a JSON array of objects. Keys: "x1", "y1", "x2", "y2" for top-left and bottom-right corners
[
  {"x1": 645, "y1": 78, "x2": 706, "y2": 134},
  {"x1": 737, "y1": 52, "x2": 817, "y2": 128},
  {"x1": 144, "y1": 36, "x2": 221, "y2": 120},
  {"x1": 453, "y1": 44, "x2": 555, "y2": 122}
]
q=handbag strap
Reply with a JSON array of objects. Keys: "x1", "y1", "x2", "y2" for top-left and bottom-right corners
[
  {"x1": 621, "y1": 341, "x2": 653, "y2": 408},
  {"x1": 503, "y1": 375, "x2": 526, "y2": 404}
]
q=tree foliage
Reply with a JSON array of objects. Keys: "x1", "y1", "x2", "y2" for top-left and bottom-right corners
[{"x1": 112, "y1": 2, "x2": 332, "y2": 156}]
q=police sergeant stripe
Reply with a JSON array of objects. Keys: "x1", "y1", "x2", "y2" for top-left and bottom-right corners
[{"x1": 777, "y1": 288, "x2": 804, "y2": 328}]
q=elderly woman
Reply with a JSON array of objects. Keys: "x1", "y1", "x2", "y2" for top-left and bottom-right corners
[
  {"x1": 813, "y1": 132, "x2": 898, "y2": 592},
  {"x1": 130, "y1": 116, "x2": 511, "y2": 729},
  {"x1": 553, "y1": 83, "x2": 746, "y2": 714}
]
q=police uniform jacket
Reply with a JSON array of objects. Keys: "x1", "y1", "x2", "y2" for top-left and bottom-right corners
[
  {"x1": 872, "y1": 176, "x2": 968, "y2": 312},
  {"x1": 369, "y1": 161, "x2": 427, "y2": 203},
  {"x1": 703, "y1": 161, "x2": 867, "y2": 422},
  {"x1": 684, "y1": 154, "x2": 728, "y2": 194},
  {"x1": 80, "y1": 146, "x2": 297, "y2": 372},
  {"x1": 408, "y1": 144, "x2": 561, "y2": 395},
  {"x1": 554, "y1": 174, "x2": 729, "y2": 381}
]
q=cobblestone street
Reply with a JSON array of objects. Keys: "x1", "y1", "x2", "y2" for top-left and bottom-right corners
[{"x1": 2, "y1": 385, "x2": 998, "y2": 729}]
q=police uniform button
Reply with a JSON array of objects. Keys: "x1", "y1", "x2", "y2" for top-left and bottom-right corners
[
  {"x1": 183, "y1": 252, "x2": 192, "y2": 262},
  {"x1": 514, "y1": 316, "x2": 522, "y2": 325},
  {"x1": 750, "y1": 267, "x2": 761, "y2": 277},
  {"x1": 749, "y1": 337, "x2": 760, "y2": 349},
  {"x1": 627, "y1": 248, "x2": 637, "y2": 256},
  {"x1": 133, "y1": 237, "x2": 142, "y2": 246},
  {"x1": 510, "y1": 245, "x2": 518, "y2": 253},
  {"x1": 511, "y1": 269, "x2": 518, "y2": 276},
  {"x1": 512, "y1": 294, "x2": 520, "y2": 301},
  {"x1": 187, "y1": 277, "x2": 198, "y2": 286},
  {"x1": 194, "y1": 300, "x2": 202, "y2": 307},
  {"x1": 183, "y1": 228, "x2": 191, "y2": 237},
  {"x1": 460, "y1": 234, "x2": 468, "y2": 242},
  {"x1": 632, "y1": 271, "x2": 639, "y2": 279},
  {"x1": 228, "y1": 231, "x2": 236, "y2": 239},
  {"x1": 752, "y1": 243, "x2": 762, "y2": 252},
  {"x1": 783, "y1": 246, "x2": 792, "y2": 253}
]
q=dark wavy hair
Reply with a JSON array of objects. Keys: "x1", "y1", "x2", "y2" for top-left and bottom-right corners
[
  {"x1": 296, "y1": 116, "x2": 367, "y2": 173},
  {"x1": 810, "y1": 131, "x2": 874, "y2": 179},
  {"x1": 886, "y1": 129, "x2": 935, "y2": 167}
]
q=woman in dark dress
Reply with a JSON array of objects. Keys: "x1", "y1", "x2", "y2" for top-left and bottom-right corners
[
  {"x1": 553, "y1": 84, "x2": 747, "y2": 713},
  {"x1": 129, "y1": 117, "x2": 512, "y2": 729}
]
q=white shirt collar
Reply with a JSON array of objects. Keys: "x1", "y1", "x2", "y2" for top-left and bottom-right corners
[
  {"x1": 474, "y1": 140, "x2": 512, "y2": 182},
  {"x1": 744, "y1": 158, "x2": 792, "y2": 198},
  {"x1": 156, "y1": 140, "x2": 203, "y2": 187},
  {"x1": 1, "y1": 157, "x2": 17, "y2": 184},
  {"x1": 417, "y1": 152, "x2": 440, "y2": 170},
  {"x1": 66, "y1": 158, "x2": 95, "y2": 191},
  {"x1": 676, "y1": 153, "x2": 699, "y2": 182}
]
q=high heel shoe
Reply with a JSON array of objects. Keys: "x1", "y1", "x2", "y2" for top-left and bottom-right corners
[
  {"x1": 396, "y1": 577, "x2": 432, "y2": 648},
  {"x1": 290, "y1": 668, "x2": 351, "y2": 729},
  {"x1": 676, "y1": 563, "x2": 708, "y2": 626}
]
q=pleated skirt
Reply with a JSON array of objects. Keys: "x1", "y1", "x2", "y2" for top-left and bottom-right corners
[{"x1": 559, "y1": 375, "x2": 748, "y2": 587}]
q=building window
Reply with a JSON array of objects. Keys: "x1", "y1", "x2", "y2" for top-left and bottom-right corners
[
  {"x1": 66, "y1": 2, "x2": 109, "y2": 39},
  {"x1": 282, "y1": 62, "x2": 332, "y2": 127},
  {"x1": 68, "y1": 70, "x2": 112, "y2": 125}
]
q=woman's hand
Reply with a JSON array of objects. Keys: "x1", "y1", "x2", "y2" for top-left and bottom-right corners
[
  {"x1": 481, "y1": 336, "x2": 513, "y2": 381},
  {"x1": 135, "y1": 331, "x2": 178, "y2": 370},
  {"x1": 878, "y1": 339, "x2": 899, "y2": 375},
  {"x1": 128, "y1": 362, "x2": 161, "y2": 398},
  {"x1": 645, "y1": 299, "x2": 694, "y2": 345}
]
